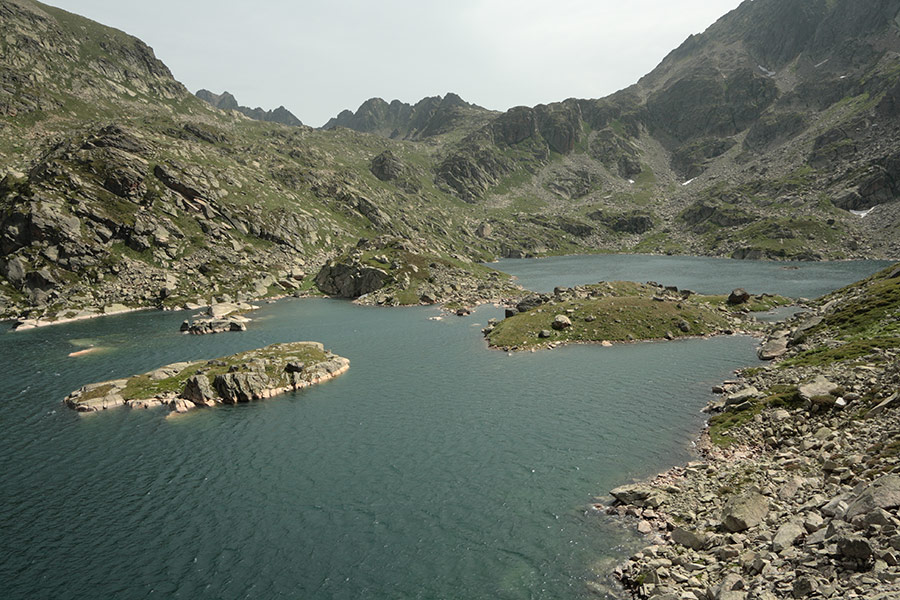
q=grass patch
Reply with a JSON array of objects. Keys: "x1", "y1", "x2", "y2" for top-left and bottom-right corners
[
  {"x1": 487, "y1": 282, "x2": 732, "y2": 350},
  {"x1": 781, "y1": 338, "x2": 900, "y2": 367}
]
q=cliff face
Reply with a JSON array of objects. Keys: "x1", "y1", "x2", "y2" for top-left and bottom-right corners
[{"x1": 1, "y1": 0, "x2": 899, "y2": 322}]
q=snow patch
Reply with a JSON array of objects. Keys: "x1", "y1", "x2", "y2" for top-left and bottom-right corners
[
  {"x1": 682, "y1": 178, "x2": 696, "y2": 187},
  {"x1": 850, "y1": 208, "x2": 875, "y2": 218},
  {"x1": 627, "y1": 179, "x2": 635, "y2": 184},
  {"x1": 758, "y1": 65, "x2": 776, "y2": 77}
]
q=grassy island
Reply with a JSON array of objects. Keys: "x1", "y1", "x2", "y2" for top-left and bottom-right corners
[
  {"x1": 65, "y1": 342, "x2": 349, "y2": 414},
  {"x1": 485, "y1": 281, "x2": 790, "y2": 351}
]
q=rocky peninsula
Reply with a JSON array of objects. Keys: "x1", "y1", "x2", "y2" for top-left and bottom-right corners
[
  {"x1": 64, "y1": 342, "x2": 349, "y2": 414},
  {"x1": 484, "y1": 281, "x2": 790, "y2": 351},
  {"x1": 314, "y1": 236, "x2": 525, "y2": 311},
  {"x1": 593, "y1": 263, "x2": 900, "y2": 600}
]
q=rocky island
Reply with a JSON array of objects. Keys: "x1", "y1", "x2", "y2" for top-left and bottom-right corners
[
  {"x1": 484, "y1": 281, "x2": 790, "y2": 351},
  {"x1": 593, "y1": 263, "x2": 900, "y2": 600},
  {"x1": 64, "y1": 342, "x2": 350, "y2": 414}
]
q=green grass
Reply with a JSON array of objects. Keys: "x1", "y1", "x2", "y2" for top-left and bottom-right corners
[
  {"x1": 780, "y1": 338, "x2": 900, "y2": 367},
  {"x1": 818, "y1": 268, "x2": 900, "y2": 338},
  {"x1": 115, "y1": 342, "x2": 330, "y2": 401},
  {"x1": 709, "y1": 385, "x2": 802, "y2": 447},
  {"x1": 487, "y1": 282, "x2": 732, "y2": 350}
]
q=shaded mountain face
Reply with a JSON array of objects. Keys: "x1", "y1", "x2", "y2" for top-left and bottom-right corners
[
  {"x1": 0, "y1": 0, "x2": 899, "y2": 321},
  {"x1": 195, "y1": 89, "x2": 303, "y2": 127},
  {"x1": 322, "y1": 93, "x2": 496, "y2": 139}
]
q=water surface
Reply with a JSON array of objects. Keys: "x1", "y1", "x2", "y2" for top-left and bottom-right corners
[
  {"x1": 0, "y1": 257, "x2": 887, "y2": 599},
  {"x1": 493, "y1": 254, "x2": 893, "y2": 298}
]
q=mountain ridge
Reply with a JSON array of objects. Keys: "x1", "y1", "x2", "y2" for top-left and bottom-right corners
[
  {"x1": 0, "y1": 0, "x2": 898, "y2": 323},
  {"x1": 195, "y1": 89, "x2": 303, "y2": 127}
]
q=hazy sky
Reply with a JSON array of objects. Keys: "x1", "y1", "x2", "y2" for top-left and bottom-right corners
[{"x1": 47, "y1": 0, "x2": 745, "y2": 126}]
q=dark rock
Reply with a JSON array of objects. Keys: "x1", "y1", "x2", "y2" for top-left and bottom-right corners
[
  {"x1": 836, "y1": 535, "x2": 873, "y2": 561},
  {"x1": 551, "y1": 315, "x2": 572, "y2": 330},
  {"x1": 516, "y1": 294, "x2": 545, "y2": 313},
  {"x1": 315, "y1": 260, "x2": 389, "y2": 298},
  {"x1": 213, "y1": 372, "x2": 271, "y2": 403},
  {"x1": 727, "y1": 289, "x2": 751, "y2": 305},
  {"x1": 370, "y1": 150, "x2": 406, "y2": 181},
  {"x1": 182, "y1": 375, "x2": 216, "y2": 405}
]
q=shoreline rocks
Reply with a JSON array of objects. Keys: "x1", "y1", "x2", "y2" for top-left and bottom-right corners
[
  {"x1": 179, "y1": 301, "x2": 257, "y2": 335},
  {"x1": 594, "y1": 264, "x2": 900, "y2": 600}
]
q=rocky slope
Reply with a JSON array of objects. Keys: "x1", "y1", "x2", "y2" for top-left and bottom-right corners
[
  {"x1": 322, "y1": 93, "x2": 496, "y2": 140},
  {"x1": 594, "y1": 262, "x2": 900, "y2": 600},
  {"x1": 195, "y1": 89, "x2": 303, "y2": 127},
  {"x1": 1, "y1": 0, "x2": 899, "y2": 324}
]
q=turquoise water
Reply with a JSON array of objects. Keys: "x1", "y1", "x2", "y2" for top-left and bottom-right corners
[
  {"x1": 0, "y1": 257, "x2": 889, "y2": 599},
  {"x1": 493, "y1": 254, "x2": 894, "y2": 298}
]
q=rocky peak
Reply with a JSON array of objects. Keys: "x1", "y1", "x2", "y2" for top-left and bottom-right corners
[
  {"x1": 194, "y1": 89, "x2": 303, "y2": 126},
  {"x1": 322, "y1": 92, "x2": 490, "y2": 139}
]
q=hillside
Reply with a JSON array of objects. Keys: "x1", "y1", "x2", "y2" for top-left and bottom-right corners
[
  {"x1": 607, "y1": 261, "x2": 900, "y2": 599},
  {"x1": 1, "y1": 0, "x2": 899, "y2": 323}
]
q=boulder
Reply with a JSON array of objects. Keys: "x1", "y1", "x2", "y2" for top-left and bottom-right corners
[
  {"x1": 758, "y1": 336, "x2": 789, "y2": 360},
  {"x1": 725, "y1": 387, "x2": 759, "y2": 407},
  {"x1": 516, "y1": 294, "x2": 545, "y2": 313},
  {"x1": 727, "y1": 288, "x2": 751, "y2": 304},
  {"x1": 213, "y1": 372, "x2": 271, "y2": 403},
  {"x1": 182, "y1": 375, "x2": 216, "y2": 406},
  {"x1": 772, "y1": 519, "x2": 805, "y2": 552},
  {"x1": 799, "y1": 375, "x2": 839, "y2": 401},
  {"x1": 844, "y1": 475, "x2": 900, "y2": 520},
  {"x1": 610, "y1": 483, "x2": 668, "y2": 508},
  {"x1": 315, "y1": 260, "x2": 389, "y2": 298},
  {"x1": 208, "y1": 302, "x2": 239, "y2": 318},
  {"x1": 370, "y1": 150, "x2": 406, "y2": 181},
  {"x1": 671, "y1": 526, "x2": 708, "y2": 550},
  {"x1": 722, "y1": 491, "x2": 769, "y2": 532},
  {"x1": 835, "y1": 535, "x2": 873, "y2": 561},
  {"x1": 551, "y1": 315, "x2": 572, "y2": 330}
]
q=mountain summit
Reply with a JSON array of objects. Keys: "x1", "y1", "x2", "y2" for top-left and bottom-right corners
[
  {"x1": 195, "y1": 89, "x2": 303, "y2": 127},
  {"x1": 0, "y1": 0, "x2": 898, "y2": 321}
]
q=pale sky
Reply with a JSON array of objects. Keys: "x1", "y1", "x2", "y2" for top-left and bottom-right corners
[{"x1": 46, "y1": 0, "x2": 745, "y2": 127}]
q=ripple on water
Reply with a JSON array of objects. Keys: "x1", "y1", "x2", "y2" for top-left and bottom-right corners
[{"x1": 1, "y1": 258, "x2": 889, "y2": 600}]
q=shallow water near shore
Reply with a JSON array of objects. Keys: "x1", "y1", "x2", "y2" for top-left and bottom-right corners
[{"x1": 0, "y1": 257, "x2": 889, "y2": 599}]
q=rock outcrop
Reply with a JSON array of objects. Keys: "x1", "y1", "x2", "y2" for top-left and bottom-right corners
[{"x1": 64, "y1": 342, "x2": 349, "y2": 414}]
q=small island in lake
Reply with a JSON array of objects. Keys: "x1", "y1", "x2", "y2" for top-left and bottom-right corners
[
  {"x1": 64, "y1": 342, "x2": 349, "y2": 414},
  {"x1": 485, "y1": 281, "x2": 791, "y2": 351}
]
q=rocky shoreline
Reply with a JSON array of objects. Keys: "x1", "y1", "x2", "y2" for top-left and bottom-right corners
[
  {"x1": 64, "y1": 342, "x2": 350, "y2": 415},
  {"x1": 592, "y1": 266, "x2": 900, "y2": 600}
]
